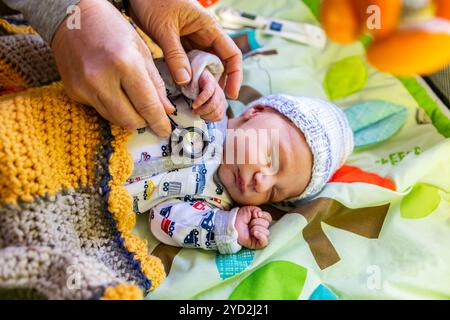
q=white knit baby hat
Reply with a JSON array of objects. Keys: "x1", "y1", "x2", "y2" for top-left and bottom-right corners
[{"x1": 247, "y1": 94, "x2": 354, "y2": 202}]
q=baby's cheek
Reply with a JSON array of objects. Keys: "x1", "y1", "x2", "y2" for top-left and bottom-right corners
[{"x1": 234, "y1": 192, "x2": 268, "y2": 206}]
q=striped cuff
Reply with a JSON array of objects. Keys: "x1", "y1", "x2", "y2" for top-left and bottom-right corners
[{"x1": 214, "y1": 207, "x2": 242, "y2": 254}]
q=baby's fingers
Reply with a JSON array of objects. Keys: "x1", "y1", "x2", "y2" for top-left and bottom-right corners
[
  {"x1": 251, "y1": 207, "x2": 263, "y2": 219},
  {"x1": 193, "y1": 70, "x2": 215, "y2": 110},
  {"x1": 253, "y1": 210, "x2": 272, "y2": 223},
  {"x1": 196, "y1": 94, "x2": 226, "y2": 122},
  {"x1": 249, "y1": 218, "x2": 270, "y2": 229},
  {"x1": 252, "y1": 227, "x2": 269, "y2": 249}
]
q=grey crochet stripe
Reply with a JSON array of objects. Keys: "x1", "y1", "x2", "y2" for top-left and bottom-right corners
[
  {"x1": 0, "y1": 34, "x2": 60, "y2": 86},
  {"x1": 0, "y1": 188, "x2": 142, "y2": 300}
]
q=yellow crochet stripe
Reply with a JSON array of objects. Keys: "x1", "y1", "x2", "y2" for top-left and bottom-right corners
[
  {"x1": 108, "y1": 125, "x2": 166, "y2": 291},
  {"x1": 101, "y1": 284, "x2": 143, "y2": 300},
  {"x1": 0, "y1": 18, "x2": 37, "y2": 36},
  {"x1": 135, "y1": 27, "x2": 163, "y2": 59},
  {"x1": 0, "y1": 57, "x2": 28, "y2": 87},
  {"x1": 0, "y1": 81, "x2": 165, "y2": 292},
  {"x1": 0, "y1": 82, "x2": 99, "y2": 204}
]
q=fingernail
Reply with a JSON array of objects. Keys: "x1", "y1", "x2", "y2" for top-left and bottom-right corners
[
  {"x1": 156, "y1": 122, "x2": 172, "y2": 138},
  {"x1": 167, "y1": 105, "x2": 176, "y2": 114},
  {"x1": 175, "y1": 68, "x2": 190, "y2": 85},
  {"x1": 163, "y1": 126, "x2": 172, "y2": 137},
  {"x1": 163, "y1": 98, "x2": 175, "y2": 114}
]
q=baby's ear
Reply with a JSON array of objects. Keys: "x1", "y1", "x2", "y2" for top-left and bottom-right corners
[{"x1": 242, "y1": 105, "x2": 265, "y2": 121}]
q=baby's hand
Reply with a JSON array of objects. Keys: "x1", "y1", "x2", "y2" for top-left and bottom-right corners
[
  {"x1": 235, "y1": 206, "x2": 272, "y2": 250},
  {"x1": 192, "y1": 69, "x2": 227, "y2": 122}
]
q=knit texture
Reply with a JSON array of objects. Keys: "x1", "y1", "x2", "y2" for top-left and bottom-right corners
[
  {"x1": 248, "y1": 94, "x2": 354, "y2": 202},
  {"x1": 0, "y1": 18, "x2": 165, "y2": 299}
]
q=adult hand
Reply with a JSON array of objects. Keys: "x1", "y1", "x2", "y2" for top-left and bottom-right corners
[
  {"x1": 129, "y1": 0, "x2": 243, "y2": 100},
  {"x1": 52, "y1": 0, "x2": 175, "y2": 136}
]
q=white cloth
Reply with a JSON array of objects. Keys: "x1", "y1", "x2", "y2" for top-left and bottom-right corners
[
  {"x1": 125, "y1": 50, "x2": 242, "y2": 254},
  {"x1": 150, "y1": 200, "x2": 241, "y2": 254}
]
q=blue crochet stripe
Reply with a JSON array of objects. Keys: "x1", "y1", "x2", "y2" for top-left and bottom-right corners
[
  {"x1": 100, "y1": 121, "x2": 152, "y2": 292},
  {"x1": 3, "y1": 16, "x2": 31, "y2": 26}
]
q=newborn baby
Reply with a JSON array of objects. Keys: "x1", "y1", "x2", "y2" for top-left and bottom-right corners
[{"x1": 125, "y1": 50, "x2": 353, "y2": 254}]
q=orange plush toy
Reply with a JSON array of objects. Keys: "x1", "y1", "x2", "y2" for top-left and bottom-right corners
[{"x1": 320, "y1": 0, "x2": 450, "y2": 76}]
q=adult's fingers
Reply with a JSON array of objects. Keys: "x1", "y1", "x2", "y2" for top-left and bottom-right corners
[
  {"x1": 121, "y1": 65, "x2": 172, "y2": 137},
  {"x1": 157, "y1": 32, "x2": 192, "y2": 85},
  {"x1": 95, "y1": 89, "x2": 146, "y2": 131},
  {"x1": 145, "y1": 60, "x2": 176, "y2": 114},
  {"x1": 211, "y1": 27, "x2": 243, "y2": 99}
]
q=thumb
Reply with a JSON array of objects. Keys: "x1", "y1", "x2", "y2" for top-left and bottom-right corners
[{"x1": 158, "y1": 32, "x2": 192, "y2": 85}]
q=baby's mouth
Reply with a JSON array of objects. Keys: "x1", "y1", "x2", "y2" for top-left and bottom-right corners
[{"x1": 234, "y1": 167, "x2": 245, "y2": 193}]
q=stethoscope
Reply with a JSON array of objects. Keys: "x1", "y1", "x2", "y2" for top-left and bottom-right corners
[
  {"x1": 128, "y1": 115, "x2": 211, "y2": 181},
  {"x1": 168, "y1": 115, "x2": 209, "y2": 160}
]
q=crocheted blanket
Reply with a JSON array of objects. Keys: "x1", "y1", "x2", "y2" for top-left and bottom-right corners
[{"x1": 0, "y1": 17, "x2": 165, "y2": 300}]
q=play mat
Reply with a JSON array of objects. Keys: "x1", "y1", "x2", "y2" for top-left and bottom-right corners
[
  {"x1": 0, "y1": 0, "x2": 449, "y2": 300},
  {"x1": 132, "y1": 0, "x2": 450, "y2": 300}
]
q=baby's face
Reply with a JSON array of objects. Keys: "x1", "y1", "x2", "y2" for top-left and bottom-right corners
[{"x1": 218, "y1": 106, "x2": 313, "y2": 206}]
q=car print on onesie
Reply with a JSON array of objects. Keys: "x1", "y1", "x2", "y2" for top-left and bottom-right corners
[
  {"x1": 200, "y1": 211, "x2": 215, "y2": 231},
  {"x1": 159, "y1": 206, "x2": 173, "y2": 218},
  {"x1": 192, "y1": 164, "x2": 208, "y2": 194},
  {"x1": 161, "y1": 218, "x2": 175, "y2": 237},
  {"x1": 205, "y1": 230, "x2": 215, "y2": 248},
  {"x1": 184, "y1": 229, "x2": 200, "y2": 247}
]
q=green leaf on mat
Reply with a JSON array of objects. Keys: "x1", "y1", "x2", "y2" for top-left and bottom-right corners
[
  {"x1": 229, "y1": 261, "x2": 307, "y2": 300},
  {"x1": 345, "y1": 100, "x2": 408, "y2": 148},
  {"x1": 302, "y1": 0, "x2": 321, "y2": 20},
  {"x1": 400, "y1": 183, "x2": 441, "y2": 219},
  {"x1": 324, "y1": 56, "x2": 368, "y2": 100}
]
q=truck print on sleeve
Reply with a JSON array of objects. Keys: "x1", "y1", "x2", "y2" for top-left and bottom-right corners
[
  {"x1": 200, "y1": 210, "x2": 215, "y2": 232},
  {"x1": 184, "y1": 229, "x2": 200, "y2": 248},
  {"x1": 161, "y1": 218, "x2": 175, "y2": 237}
]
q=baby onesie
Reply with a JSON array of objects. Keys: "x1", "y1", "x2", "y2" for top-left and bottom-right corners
[{"x1": 125, "y1": 50, "x2": 242, "y2": 254}]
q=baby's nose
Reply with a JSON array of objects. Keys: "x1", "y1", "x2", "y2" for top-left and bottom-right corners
[{"x1": 253, "y1": 172, "x2": 275, "y2": 193}]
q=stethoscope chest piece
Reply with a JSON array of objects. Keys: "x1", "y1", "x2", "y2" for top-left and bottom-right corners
[{"x1": 171, "y1": 126, "x2": 209, "y2": 159}]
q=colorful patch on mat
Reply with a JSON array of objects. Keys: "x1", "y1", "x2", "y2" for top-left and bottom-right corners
[
  {"x1": 330, "y1": 165, "x2": 396, "y2": 191},
  {"x1": 216, "y1": 248, "x2": 255, "y2": 280},
  {"x1": 324, "y1": 56, "x2": 368, "y2": 100},
  {"x1": 345, "y1": 100, "x2": 408, "y2": 148},
  {"x1": 400, "y1": 183, "x2": 444, "y2": 219},
  {"x1": 308, "y1": 284, "x2": 337, "y2": 300},
  {"x1": 228, "y1": 261, "x2": 307, "y2": 300}
]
